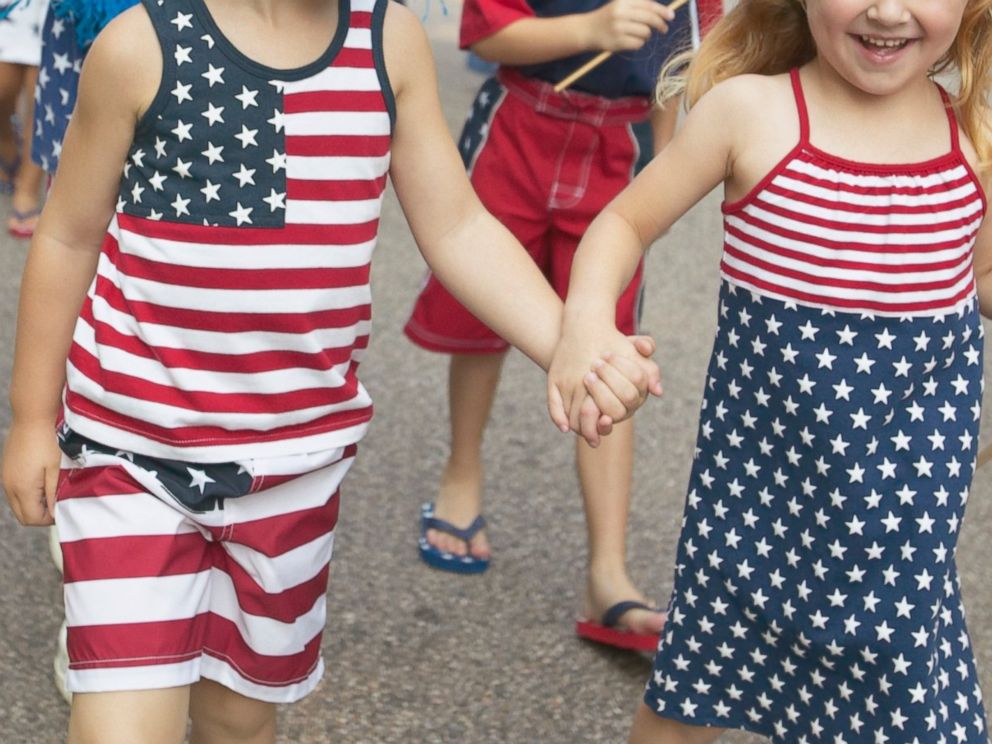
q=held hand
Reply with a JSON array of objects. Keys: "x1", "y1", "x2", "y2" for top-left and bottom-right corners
[
  {"x1": 1, "y1": 420, "x2": 61, "y2": 526},
  {"x1": 547, "y1": 328, "x2": 662, "y2": 446},
  {"x1": 587, "y1": 0, "x2": 675, "y2": 53}
]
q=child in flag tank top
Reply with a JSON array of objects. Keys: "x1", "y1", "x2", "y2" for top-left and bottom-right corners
[
  {"x1": 548, "y1": 0, "x2": 992, "y2": 742},
  {"x1": 0, "y1": 0, "x2": 662, "y2": 739}
]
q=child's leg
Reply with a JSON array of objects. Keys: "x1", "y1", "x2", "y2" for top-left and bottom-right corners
[
  {"x1": 9, "y1": 63, "x2": 44, "y2": 235},
  {"x1": 576, "y1": 420, "x2": 665, "y2": 635},
  {"x1": 68, "y1": 688, "x2": 190, "y2": 744},
  {"x1": 427, "y1": 352, "x2": 505, "y2": 558},
  {"x1": 189, "y1": 679, "x2": 277, "y2": 744},
  {"x1": 629, "y1": 703, "x2": 726, "y2": 744},
  {"x1": 0, "y1": 62, "x2": 23, "y2": 182}
]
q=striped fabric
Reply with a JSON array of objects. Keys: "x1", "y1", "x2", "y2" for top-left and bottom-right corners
[
  {"x1": 63, "y1": 0, "x2": 392, "y2": 462},
  {"x1": 720, "y1": 69, "x2": 986, "y2": 317},
  {"x1": 57, "y1": 441, "x2": 356, "y2": 702}
]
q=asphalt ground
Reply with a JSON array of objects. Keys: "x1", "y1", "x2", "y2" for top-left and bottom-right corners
[{"x1": 2, "y1": 7, "x2": 992, "y2": 743}]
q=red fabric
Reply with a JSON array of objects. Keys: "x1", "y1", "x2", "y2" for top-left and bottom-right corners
[
  {"x1": 459, "y1": 0, "x2": 535, "y2": 49},
  {"x1": 696, "y1": 0, "x2": 723, "y2": 35}
]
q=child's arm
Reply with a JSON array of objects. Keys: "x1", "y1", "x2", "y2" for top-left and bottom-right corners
[
  {"x1": 470, "y1": 0, "x2": 674, "y2": 65},
  {"x1": 1, "y1": 9, "x2": 157, "y2": 525},
  {"x1": 548, "y1": 78, "x2": 745, "y2": 431},
  {"x1": 383, "y1": 3, "x2": 660, "y2": 442}
]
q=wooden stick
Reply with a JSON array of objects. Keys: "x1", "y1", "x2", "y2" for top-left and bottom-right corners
[{"x1": 553, "y1": 0, "x2": 691, "y2": 93}]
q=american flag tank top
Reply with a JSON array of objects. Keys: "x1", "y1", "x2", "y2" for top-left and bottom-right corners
[
  {"x1": 63, "y1": 0, "x2": 394, "y2": 462},
  {"x1": 720, "y1": 68, "x2": 986, "y2": 317}
]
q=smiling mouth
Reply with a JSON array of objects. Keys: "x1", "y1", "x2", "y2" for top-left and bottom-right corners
[{"x1": 858, "y1": 35, "x2": 912, "y2": 52}]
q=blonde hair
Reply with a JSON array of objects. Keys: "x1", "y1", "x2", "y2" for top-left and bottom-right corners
[{"x1": 658, "y1": 0, "x2": 992, "y2": 174}]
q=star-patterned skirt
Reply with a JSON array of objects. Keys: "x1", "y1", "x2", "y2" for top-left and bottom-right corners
[{"x1": 646, "y1": 281, "x2": 989, "y2": 744}]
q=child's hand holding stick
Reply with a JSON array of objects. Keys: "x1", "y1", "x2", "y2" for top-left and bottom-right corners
[{"x1": 553, "y1": 0, "x2": 690, "y2": 93}]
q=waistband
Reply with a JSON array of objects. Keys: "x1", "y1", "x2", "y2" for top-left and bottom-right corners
[{"x1": 497, "y1": 68, "x2": 653, "y2": 125}]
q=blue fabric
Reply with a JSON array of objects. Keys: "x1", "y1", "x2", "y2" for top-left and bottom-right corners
[
  {"x1": 517, "y1": 0, "x2": 695, "y2": 98},
  {"x1": 644, "y1": 281, "x2": 989, "y2": 741}
]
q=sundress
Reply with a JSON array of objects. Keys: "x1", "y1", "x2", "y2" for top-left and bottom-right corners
[{"x1": 645, "y1": 69, "x2": 990, "y2": 744}]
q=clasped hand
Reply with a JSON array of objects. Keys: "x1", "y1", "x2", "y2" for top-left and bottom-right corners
[{"x1": 548, "y1": 324, "x2": 662, "y2": 447}]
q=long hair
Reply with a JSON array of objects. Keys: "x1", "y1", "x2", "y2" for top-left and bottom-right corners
[{"x1": 658, "y1": 0, "x2": 992, "y2": 174}]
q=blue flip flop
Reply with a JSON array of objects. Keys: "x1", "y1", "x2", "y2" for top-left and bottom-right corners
[{"x1": 418, "y1": 501, "x2": 490, "y2": 574}]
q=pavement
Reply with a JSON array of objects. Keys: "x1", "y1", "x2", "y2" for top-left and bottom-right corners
[{"x1": 2, "y1": 7, "x2": 992, "y2": 744}]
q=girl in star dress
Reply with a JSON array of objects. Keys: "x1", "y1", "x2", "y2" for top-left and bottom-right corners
[
  {"x1": 548, "y1": 0, "x2": 992, "y2": 742},
  {"x1": 0, "y1": 0, "x2": 660, "y2": 740}
]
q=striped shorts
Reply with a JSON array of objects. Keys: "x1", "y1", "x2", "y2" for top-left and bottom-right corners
[{"x1": 55, "y1": 428, "x2": 356, "y2": 703}]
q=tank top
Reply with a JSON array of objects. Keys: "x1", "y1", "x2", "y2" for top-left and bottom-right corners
[
  {"x1": 721, "y1": 68, "x2": 986, "y2": 317},
  {"x1": 63, "y1": 0, "x2": 394, "y2": 462}
]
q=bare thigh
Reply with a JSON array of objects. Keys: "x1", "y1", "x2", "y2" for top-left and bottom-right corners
[
  {"x1": 68, "y1": 687, "x2": 190, "y2": 744},
  {"x1": 629, "y1": 702, "x2": 728, "y2": 744}
]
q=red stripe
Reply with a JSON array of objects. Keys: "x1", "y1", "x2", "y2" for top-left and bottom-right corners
[
  {"x1": 287, "y1": 176, "x2": 388, "y2": 201},
  {"x1": 734, "y1": 211, "x2": 978, "y2": 254},
  {"x1": 752, "y1": 197, "x2": 979, "y2": 236},
  {"x1": 115, "y1": 251, "x2": 370, "y2": 290},
  {"x1": 724, "y1": 223, "x2": 972, "y2": 275},
  {"x1": 721, "y1": 262, "x2": 975, "y2": 313},
  {"x1": 64, "y1": 389, "x2": 373, "y2": 447},
  {"x1": 94, "y1": 274, "x2": 371, "y2": 334},
  {"x1": 117, "y1": 213, "x2": 380, "y2": 245},
  {"x1": 286, "y1": 134, "x2": 389, "y2": 157},
  {"x1": 723, "y1": 243, "x2": 973, "y2": 294},
  {"x1": 63, "y1": 533, "x2": 213, "y2": 582},
  {"x1": 57, "y1": 465, "x2": 146, "y2": 500},
  {"x1": 347, "y1": 10, "x2": 372, "y2": 27},
  {"x1": 765, "y1": 181, "x2": 982, "y2": 217},
  {"x1": 78, "y1": 316, "x2": 369, "y2": 375},
  {"x1": 69, "y1": 346, "x2": 364, "y2": 413},
  {"x1": 284, "y1": 90, "x2": 386, "y2": 114},
  {"x1": 785, "y1": 159, "x2": 978, "y2": 197},
  {"x1": 333, "y1": 47, "x2": 375, "y2": 68},
  {"x1": 69, "y1": 614, "x2": 323, "y2": 686}
]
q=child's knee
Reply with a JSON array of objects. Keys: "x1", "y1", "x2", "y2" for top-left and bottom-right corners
[{"x1": 190, "y1": 681, "x2": 276, "y2": 743}]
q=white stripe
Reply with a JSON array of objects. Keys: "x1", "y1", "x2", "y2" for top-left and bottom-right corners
[
  {"x1": 66, "y1": 568, "x2": 327, "y2": 657},
  {"x1": 224, "y1": 531, "x2": 335, "y2": 595},
  {"x1": 116, "y1": 227, "x2": 377, "y2": 269},
  {"x1": 789, "y1": 158, "x2": 972, "y2": 190},
  {"x1": 56, "y1": 492, "x2": 198, "y2": 542},
  {"x1": 285, "y1": 110, "x2": 390, "y2": 136},
  {"x1": 107, "y1": 268, "x2": 372, "y2": 314},
  {"x1": 721, "y1": 252, "x2": 976, "y2": 305},
  {"x1": 725, "y1": 215, "x2": 975, "y2": 264},
  {"x1": 772, "y1": 173, "x2": 980, "y2": 209},
  {"x1": 342, "y1": 27, "x2": 372, "y2": 50},
  {"x1": 63, "y1": 409, "x2": 370, "y2": 464},
  {"x1": 740, "y1": 205, "x2": 982, "y2": 246},
  {"x1": 287, "y1": 153, "x2": 390, "y2": 181},
  {"x1": 66, "y1": 361, "x2": 373, "y2": 431},
  {"x1": 285, "y1": 195, "x2": 383, "y2": 225},
  {"x1": 285, "y1": 66, "x2": 381, "y2": 93},
  {"x1": 759, "y1": 190, "x2": 983, "y2": 227},
  {"x1": 67, "y1": 660, "x2": 201, "y2": 694},
  {"x1": 73, "y1": 322, "x2": 356, "y2": 395},
  {"x1": 88, "y1": 294, "x2": 371, "y2": 354}
]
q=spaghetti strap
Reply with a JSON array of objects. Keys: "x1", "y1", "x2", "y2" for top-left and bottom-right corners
[
  {"x1": 788, "y1": 68, "x2": 810, "y2": 145},
  {"x1": 936, "y1": 84, "x2": 961, "y2": 152}
]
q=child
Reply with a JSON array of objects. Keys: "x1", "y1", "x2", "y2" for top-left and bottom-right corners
[
  {"x1": 0, "y1": 0, "x2": 660, "y2": 740},
  {"x1": 549, "y1": 0, "x2": 992, "y2": 741},
  {"x1": 404, "y1": 0, "x2": 721, "y2": 651},
  {"x1": 0, "y1": 0, "x2": 49, "y2": 237}
]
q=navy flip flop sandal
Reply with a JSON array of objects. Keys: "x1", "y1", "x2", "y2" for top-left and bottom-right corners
[
  {"x1": 418, "y1": 501, "x2": 490, "y2": 574},
  {"x1": 576, "y1": 600, "x2": 665, "y2": 652}
]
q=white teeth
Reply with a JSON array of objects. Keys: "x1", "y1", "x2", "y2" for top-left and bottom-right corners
[{"x1": 860, "y1": 35, "x2": 907, "y2": 49}]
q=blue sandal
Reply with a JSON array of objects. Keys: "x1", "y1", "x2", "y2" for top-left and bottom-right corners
[{"x1": 418, "y1": 501, "x2": 490, "y2": 574}]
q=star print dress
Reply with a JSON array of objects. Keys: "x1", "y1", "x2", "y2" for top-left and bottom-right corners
[
  {"x1": 61, "y1": 0, "x2": 393, "y2": 463},
  {"x1": 645, "y1": 69, "x2": 990, "y2": 744}
]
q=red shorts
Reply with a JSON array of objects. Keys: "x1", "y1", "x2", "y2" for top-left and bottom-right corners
[{"x1": 405, "y1": 69, "x2": 648, "y2": 354}]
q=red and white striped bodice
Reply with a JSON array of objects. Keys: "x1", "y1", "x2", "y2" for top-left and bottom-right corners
[{"x1": 720, "y1": 69, "x2": 986, "y2": 316}]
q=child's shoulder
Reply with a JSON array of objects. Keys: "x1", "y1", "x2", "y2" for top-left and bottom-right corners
[
  {"x1": 698, "y1": 73, "x2": 794, "y2": 118},
  {"x1": 80, "y1": 4, "x2": 164, "y2": 121}
]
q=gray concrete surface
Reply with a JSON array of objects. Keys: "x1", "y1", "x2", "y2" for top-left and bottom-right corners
[{"x1": 2, "y1": 9, "x2": 992, "y2": 744}]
